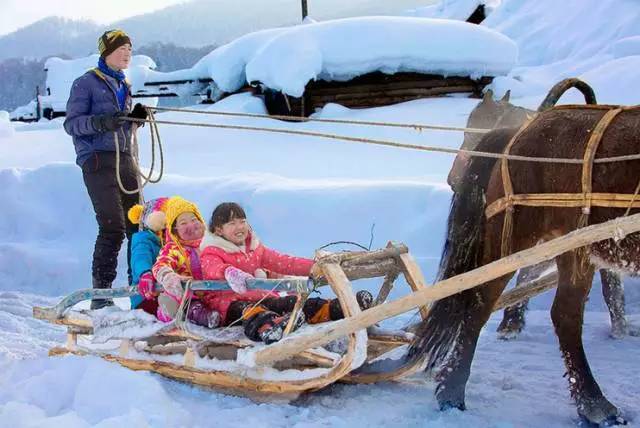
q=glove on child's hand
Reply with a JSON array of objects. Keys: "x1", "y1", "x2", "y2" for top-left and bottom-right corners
[
  {"x1": 224, "y1": 266, "x2": 252, "y2": 294},
  {"x1": 137, "y1": 271, "x2": 158, "y2": 300},
  {"x1": 156, "y1": 267, "x2": 184, "y2": 299}
]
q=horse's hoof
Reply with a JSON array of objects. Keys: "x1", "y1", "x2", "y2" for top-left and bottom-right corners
[
  {"x1": 609, "y1": 321, "x2": 628, "y2": 339},
  {"x1": 497, "y1": 328, "x2": 521, "y2": 341},
  {"x1": 436, "y1": 387, "x2": 466, "y2": 411},
  {"x1": 627, "y1": 324, "x2": 640, "y2": 337},
  {"x1": 438, "y1": 400, "x2": 466, "y2": 412},
  {"x1": 578, "y1": 412, "x2": 627, "y2": 427}
]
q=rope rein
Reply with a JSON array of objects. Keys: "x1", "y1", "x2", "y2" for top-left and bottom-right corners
[
  {"x1": 126, "y1": 115, "x2": 640, "y2": 166},
  {"x1": 150, "y1": 105, "x2": 492, "y2": 134}
]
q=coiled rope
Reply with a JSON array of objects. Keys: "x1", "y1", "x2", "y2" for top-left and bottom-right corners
[{"x1": 114, "y1": 108, "x2": 165, "y2": 195}]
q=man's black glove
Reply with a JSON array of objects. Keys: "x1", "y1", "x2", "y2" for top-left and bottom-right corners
[
  {"x1": 91, "y1": 112, "x2": 127, "y2": 133},
  {"x1": 129, "y1": 103, "x2": 148, "y2": 127}
]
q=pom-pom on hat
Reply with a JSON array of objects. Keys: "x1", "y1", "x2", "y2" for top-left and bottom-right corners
[{"x1": 128, "y1": 197, "x2": 169, "y2": 232}]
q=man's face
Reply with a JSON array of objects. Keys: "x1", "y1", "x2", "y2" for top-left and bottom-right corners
[{"x1": 105, "y1": 43, "x2": 132, "y2": 71}]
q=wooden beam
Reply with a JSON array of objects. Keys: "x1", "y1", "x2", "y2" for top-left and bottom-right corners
[{"x1": 251, "y1": 213, "x2": 640, "y2": 366}]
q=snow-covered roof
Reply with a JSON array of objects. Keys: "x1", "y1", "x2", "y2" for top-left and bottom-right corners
[
  {"x1": 43, "y1": 54, "x2": 157, "y2": 110},
  {"x1": 146, "y1": 16, "x2": 518, "y2": 97}
]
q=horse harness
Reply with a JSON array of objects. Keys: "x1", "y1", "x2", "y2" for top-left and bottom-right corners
[{"x1": 482, "y1": 104, "x2": 640, "y2": 257}]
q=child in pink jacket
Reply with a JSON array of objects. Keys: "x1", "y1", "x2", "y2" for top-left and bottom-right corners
[{"x1": 200, "y1": 202, "x2": 372, "y2": 344}]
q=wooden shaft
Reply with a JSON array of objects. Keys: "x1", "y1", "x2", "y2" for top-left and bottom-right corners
[
  {"x1": 252, "y1": 213, "x2": 640, "y2": 366},
  {"x1": 493, "y1": 271, "x2": 558, "y2": 310}
]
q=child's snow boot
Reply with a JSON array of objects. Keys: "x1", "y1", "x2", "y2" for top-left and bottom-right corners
[
  {"x1": 244, "y1": 308, "x2": 305, "y2": 344},
  {"x1": 306, "y1": 290, "x2": 374, "y2": 323},
  {"x1": 187, "y1": 300, "x2": 221, "y2": 329}
]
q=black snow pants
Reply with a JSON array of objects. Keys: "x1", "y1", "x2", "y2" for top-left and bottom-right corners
[{"x1": 82, "y1": 151, "x2": 139, "y2": 287}]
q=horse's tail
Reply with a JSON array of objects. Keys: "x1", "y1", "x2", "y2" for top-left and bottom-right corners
[
  {"x1": 536, "y1": 78, "x2": 597, "y2": 112},
  {"x1": 407, "y1": 128, "x2": 518, "y2": 372}
]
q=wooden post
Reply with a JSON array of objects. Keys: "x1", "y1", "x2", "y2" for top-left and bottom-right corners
[
  {"x1": 119, "y1": 339, "x2": 131, "y2": 357},
  {"x1": 35, "y1": 86, "x2": 42, "y2": 121},
  {"x1": 251, "y1": 213, "x2": 640, "y2": 366},
  {"x1": 66, "y1": 332, "x2": 77, "y2": 350},
  {"x1": 398, "y1": 253, "x2": 430, "y2": 320},
  {"x1": 301, "y1": 0, "x2": 308, "y2": 20},
  {"x1": 184, "y1": 346, "x2": 195, "y2": 368}
]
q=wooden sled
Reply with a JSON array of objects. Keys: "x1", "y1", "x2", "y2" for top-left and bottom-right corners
[
  {"x1": 34, "y1": 242, "x2": 422, "y2": 400},
  {"x1": 33, "y1": 215, "x2": 640, "y2": 399}
]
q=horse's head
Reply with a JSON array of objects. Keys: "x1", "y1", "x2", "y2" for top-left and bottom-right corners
[{"x1": 448, "y1": 90, "x2": 533, "y2": 191}]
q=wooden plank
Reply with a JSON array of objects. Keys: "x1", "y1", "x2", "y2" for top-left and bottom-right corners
[
  {"x1": 398, "y1": 253, "x2": 430, "y2": 320},
  {"x1": 307, "y1": 79, "x2": 479, "y2": 95},
  {"x1": 252, "y1": 213, "x2": 640, "y2": 366},
  {"x1": 309, "y1": 86, "x2": 477, "y2": 101}
]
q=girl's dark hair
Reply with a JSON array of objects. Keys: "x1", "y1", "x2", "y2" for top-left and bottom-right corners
[{"x1": 209, "y1": 202, "x2": 247, "y2": 232}]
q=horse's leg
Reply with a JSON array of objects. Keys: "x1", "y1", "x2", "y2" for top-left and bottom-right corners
[
  {"x1": 599, "y1": 269, "x2": 629, "y2": 339},
  {"x1": 497, "y1": 259, "x2": 555, "y2": 339},
  {"x1": 435, "y1": 277, "x2": 510, "y2": 410},
  {"x1": 553, "y1": 254, "x2": 625, "y2": 426},
  {"x1": 497, "y1": 269, "x2": 529, "y2": 340}
]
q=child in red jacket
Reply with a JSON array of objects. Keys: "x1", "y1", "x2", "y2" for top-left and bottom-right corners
[{"x1": 200, "y1": 202, "x2": 372, "y2": 344}]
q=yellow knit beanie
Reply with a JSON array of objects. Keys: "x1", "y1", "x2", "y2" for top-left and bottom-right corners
[{"x1": 164, "y1": 196, "x2": 205, "y2": 242}]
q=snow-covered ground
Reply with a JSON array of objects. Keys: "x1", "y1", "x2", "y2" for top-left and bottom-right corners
[{"x1": 0, "y1": 0, "x2": 639, "y2": 426}]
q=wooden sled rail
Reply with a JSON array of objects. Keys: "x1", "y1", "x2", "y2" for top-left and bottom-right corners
[
  {"x1": 33, "y1": 279, "x2": 308, "y2": 321},
  {"x1": 247, "y1": 213, "x2": 640, "y2": 366}
]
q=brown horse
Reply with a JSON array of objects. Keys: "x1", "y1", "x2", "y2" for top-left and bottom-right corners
[
  {"x1": 449, "y1": 80, "x2": 634, "y2": 340},
  {"x1": 409, "y1": 104, "x2": 640, "y2": 426}
]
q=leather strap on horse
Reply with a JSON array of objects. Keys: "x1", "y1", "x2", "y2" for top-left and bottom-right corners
[
  {"x1": 499, "y1": 117, "x2": 536, "y2": 257},
  {"x1": 494, "y1": 106, "x2": 627, "y2": 258}
]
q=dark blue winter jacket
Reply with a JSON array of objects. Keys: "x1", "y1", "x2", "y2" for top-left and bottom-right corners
[
  {"x1": 130, "y1": 229, "x2": 162, "y2": 308},
  {"x1": 63, "y1": 69, "x2": 133, "y2": 167}
]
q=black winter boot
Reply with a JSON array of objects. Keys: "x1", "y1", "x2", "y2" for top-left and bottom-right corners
[
  {"x1": 90, "y1": 277, "x2": 115, "y2": 310},
  {"x1": 328, "y1": 290, "x2": 374, "y2": 320},
  {"x1": 244, "y1": 310, "x2": 305, "y2": 344}
]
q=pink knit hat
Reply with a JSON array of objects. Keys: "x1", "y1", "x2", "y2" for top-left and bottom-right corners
[{"x1": 127, "y1": 197, "x2": 169, "y2": 232}]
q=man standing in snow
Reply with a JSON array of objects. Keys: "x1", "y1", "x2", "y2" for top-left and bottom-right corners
[{"x1": 64, "y1": 29, "x2": 148, "y2": 309}]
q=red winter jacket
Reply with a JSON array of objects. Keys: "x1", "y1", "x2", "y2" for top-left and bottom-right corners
[{"x1": 199, "y1": 230, "x2": 314, "y2": 323}]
